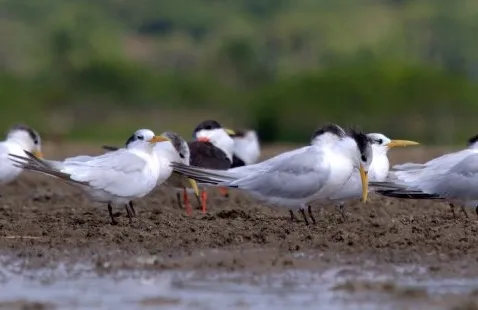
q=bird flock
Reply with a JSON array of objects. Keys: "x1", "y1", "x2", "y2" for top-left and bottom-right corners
[{"x1": 2, "y1": 120, "x2": 477, "y2": 226}]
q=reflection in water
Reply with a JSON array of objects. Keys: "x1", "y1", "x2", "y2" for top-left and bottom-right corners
[{"x1": 0, "y1": 260, "x2": 477, "y2": 309}]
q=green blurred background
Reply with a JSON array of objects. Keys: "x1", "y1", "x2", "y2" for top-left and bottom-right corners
[{"x1": 2, "y1": 0, "x2": 478, "y2": 144}]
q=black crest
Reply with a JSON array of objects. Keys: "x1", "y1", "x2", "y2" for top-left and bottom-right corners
[
  {"x1": 348, "y1": 128, "x2": 370, "y2": 157},
  {"x1": 467, "y1": 134, "x2": 478, "y2": 147},
  {"x1": 8, "y1": 124, "x2": 40, "y2": 144},
  {"x1": 311, "y1": 123, "x2": 346, "y2": 140}
]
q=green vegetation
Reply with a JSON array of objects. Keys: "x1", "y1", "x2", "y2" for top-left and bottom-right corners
[{"x1": 2, "y1": 0, "x2": 478, "y2": 144}]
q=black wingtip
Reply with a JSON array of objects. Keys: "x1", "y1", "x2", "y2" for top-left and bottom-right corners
[
  {"x1": 377, "y1": 190, "x2": 442, "y2": 200},
  {"x1": 102, "y1": 145, "x2": 120, "y2": 151},
  {"x1": 467, "y1": 134, "x2": 478, "y2": 147}
]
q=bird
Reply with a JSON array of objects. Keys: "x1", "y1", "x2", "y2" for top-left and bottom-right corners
[
  {"x1": 9, "y1": 129, "x2": 170, "y2": 225},
  {"x1": 218, "y1": 129, "x2": 261, "y2": 198},
  {"x1": 324, "y1": 133, "x2": 419, "y2": 220},
  {"x1": 372, "y1": 151, "x2": 478, "y2": 218},
  {"x1": 102, "y1": 131, "x2": 201, "y2": 216},
  {"x1": 188, "y1": 120, "x2": 236, "y2": 213},
  {"x1": 0, "y1": 124, "x2": 43, "y2": 186},
  {"x1": 169, "y1": 126, "x2": 373, "y2": 226},
  {"x1": 375, "y1": 133, "x2": 478, "y2": 218}
]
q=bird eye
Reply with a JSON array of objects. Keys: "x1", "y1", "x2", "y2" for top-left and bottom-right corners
[
  {"x1": 377, "y1": 139, "x2": 383, "y2": 144},
  {"x1": 361, "y1": 155, "x2": 367, "y2": 162},
  {"x1": 204, "y1": 125, "x2": 211, "y2": 130},
  {"x1": 179, "y1": 153, "x2": 185, "y2": 159},
  {"x1": 137, "y1": 135, "x2": 144, "y2": 140}
]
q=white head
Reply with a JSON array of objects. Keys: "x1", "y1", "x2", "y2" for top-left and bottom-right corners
[
  {"x1": 367, "y1": 133, "x2": 419, "y2": 157},
  {"x1": 229, "y1": 129, "x2": 261, "y2": 165},
  {"x1": 6, "y1": 124, "x2": 43, "y2": 158},
  {"x1": 125, "y1": 129, "x2": 169, "y2": 152},
  {"x1": 193, "y1": 120, "x2": 235, "y2": 161},
  {"x1": 159, "y1": 131, "x2": 190, "y2": 165},
  {"x1": 310, "y1": 123, "x2": 347, "y2": 146},
  {"x1": 467, "y1": 134, "x2": 478, "y2": 149}
]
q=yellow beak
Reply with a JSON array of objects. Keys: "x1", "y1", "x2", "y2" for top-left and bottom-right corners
[
  {"x1": 387, "y1": 140, "x2": 419, "y2": 148},
  {"x1": 33, "y1": 150, "x2": 43, "y2": 159},
  {"x1": 148, "y1": 135, "x2": 169, "y2": 143},
  {"x1": 225, "y1": 128, "x2": 236, "y2": 136},
  {"x1": 359, "y1": 163, "x2": 369, "y2": 203},
  {"x1": 188, "y1": 178, "x2": 200, "y2": 198}
]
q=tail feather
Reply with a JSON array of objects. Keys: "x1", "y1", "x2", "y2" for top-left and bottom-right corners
[
  {"x1": 8, "y1": 151, "x2": 87, "y2": 186},
  {"x1": 377, "y1": 189, "x2": 443, "y2": 200},
  {"x1": 170, "y1": 163, "x2": 238, "y2": 187}
]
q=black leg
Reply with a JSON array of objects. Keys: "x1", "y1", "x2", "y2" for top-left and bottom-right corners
[
  {"x1": 475, "y1": 205, "x2": 478, "y2": 217},
  {"x1": 299, "y1": 208, "x2": 310, "y2": 226},
  {"x1": 449, "y1": 203, "x2": 457, "y2": 219},
  {"x1": 176, "y1": 192, "x2": 183, "y2": 209},
  {"x1": 460, "y1": 205, "x2": 469, "y2": 218},
  {"x1": 307, "y1": 205, "x2": 317, "y2": 224},
  {"x1": 336, "y1": 203, "x2": 347, "y2": 222},
  {"x1": 124, "y1": 204, "x2": 133, "y2": 224},
  {"x1": 129, "y1": 201, "x2": 136, "y2": 217},
  {"x1": 108, "y1": 203, "x2": 118, "y2": 225},
  {"x1": 289, "y1": 210, "x2": 298, "y2": 222}
]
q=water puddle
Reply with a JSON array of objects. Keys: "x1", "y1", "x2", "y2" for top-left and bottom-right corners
[{"x1": 0, "y1": 256, "x2": 477, "y2": 309}]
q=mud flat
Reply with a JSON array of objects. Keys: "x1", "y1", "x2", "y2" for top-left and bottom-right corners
[{"x1": 0, "y1": 144, "x2": 477, "y2": 309}]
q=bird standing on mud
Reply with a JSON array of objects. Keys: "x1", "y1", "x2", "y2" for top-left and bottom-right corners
[
  {"x1": 103, "y1": 131, "x2": 201, "y2": 216},
  {"x1": 372, "y1": 133, "x2": 478, "y2": 219},
  {"x1": 171, "y1": 126, "x2": 373, "y2": 226},
  {"x1": 0, "y1": 124, "x2": 43, "y2": 187},
  {"x1": 188, "y1": 120, "x2": 236, "y2": 213},
  {"x1": 323, "y1": 133, "x2": 419, "y2": 220},
  {"x1": 10, "y1": 129, "x2": 170, "y2": 225}
]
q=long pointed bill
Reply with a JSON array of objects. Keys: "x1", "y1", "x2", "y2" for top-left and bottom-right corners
[
  {"x1": 188, "y1": 178, "x2": 200, "y2": 198},
  {"x1": 32, "y1": 150, "x2": 43, "y2": 159},
  {"x1": 149, "y1": 135, "x2": 169, "y2": 144},
  {"x1": 359, "y1": 164, "x2": 369, "y2": 203},
  {"x1": 387, "y1": 140, "x2": 419, "y2": 148},
  {"x1": 225, "y1": 128, "x2": 236, "y2": 136}
]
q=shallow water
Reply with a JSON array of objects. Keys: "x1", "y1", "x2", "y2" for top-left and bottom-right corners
[{"x1": 0, "y1": 257, "x2": 478, "y2": 310}]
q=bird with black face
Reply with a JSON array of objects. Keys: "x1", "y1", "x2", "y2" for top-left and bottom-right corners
[
  {"x1": 10, "y1": 129, "x2": 170, "y2": 225},
  {"x1": 170, "y1": 125, "x2": 373, "y2": 226},
  {"x1": 102, "y1": 131, "x2": 201, "y2": 216},
  {"x1": 324, "y1": 133, "x2": 419, "y2": 220},
  {"x1": 188, "y1": 120, "x2": 236, "y2": 213},
  {"x1": 0, "y1": 124, "x2": 43, "y2": 186}
]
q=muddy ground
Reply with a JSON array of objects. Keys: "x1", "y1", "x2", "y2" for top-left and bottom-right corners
[{"x1": 0, "y1": 143, "x2": 477, "y2": 277}]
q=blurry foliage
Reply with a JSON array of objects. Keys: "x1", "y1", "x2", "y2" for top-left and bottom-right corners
[{"x1": 1, "y1": 0, "x2": 478, "y2": 144}]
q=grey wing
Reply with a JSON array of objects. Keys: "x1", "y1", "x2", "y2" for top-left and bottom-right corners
[
  {"x1": 429, "y1": 154, "x2": 478, "y2": 200},
  {"x1": 62, "y1": 150, "x2": 149, "y2": 197},
  {"x1": 227, "y1": 148, "x2": 330, "y2": 199},
  {"x1": 392, "y1": 162, "x2": 425, "y2": 171}
]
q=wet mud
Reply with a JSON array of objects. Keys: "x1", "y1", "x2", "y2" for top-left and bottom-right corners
[{"x1": 0, "y1": 143, "x2": 477, "y2": 276}]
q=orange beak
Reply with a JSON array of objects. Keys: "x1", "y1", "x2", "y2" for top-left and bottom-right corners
[{"x1": 197, "y1": 137, "x2": 210, "y2": 142}]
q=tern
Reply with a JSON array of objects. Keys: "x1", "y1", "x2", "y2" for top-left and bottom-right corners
[
  {"x1": 10, "y1": 129, "x2": 170, "y2": 225},
  {"x1": 375, "y1": 134, "x2": 478, "y2": 218},
  {"x1": 0, "y1": 124, "x2": 43, "y2": 186},
  {"x1": 102, "y1": 131, "x2": 201, "y2": 215},
  {"x1": 324, "y1": 133, "x2": 419, "y2": 220},
  {"x1": 170, "y1": 126, "x2": 373, "y2": 225}
]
